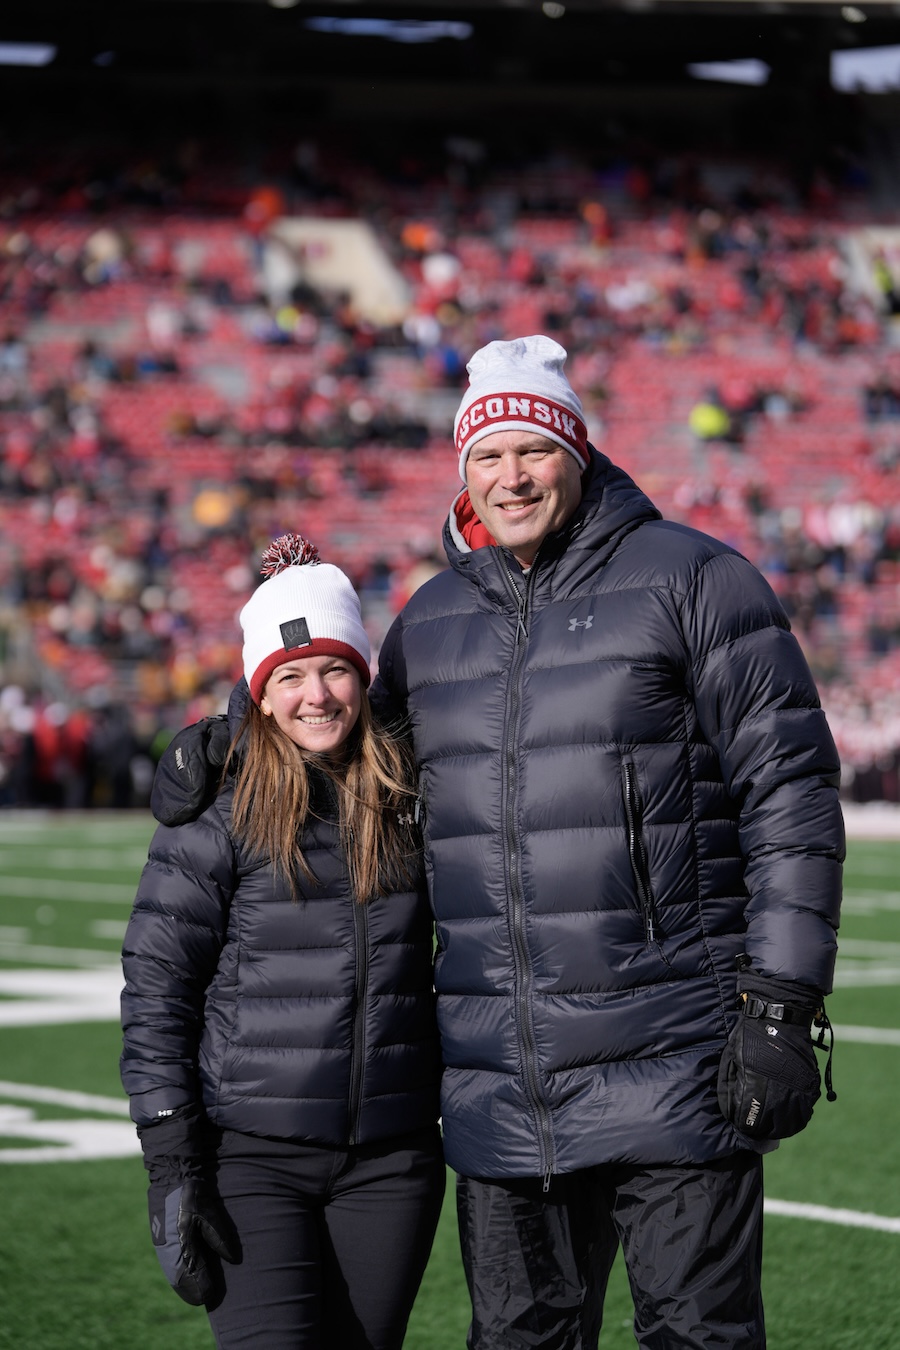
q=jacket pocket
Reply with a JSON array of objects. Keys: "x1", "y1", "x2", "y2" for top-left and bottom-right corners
[{"x1": 622, "y1": 759, "x2": 661, "y2": 944}]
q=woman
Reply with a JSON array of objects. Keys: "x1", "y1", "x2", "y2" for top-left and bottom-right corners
[{"x1": 120, "y1": 533, "x2": 444, "y2": 1350}]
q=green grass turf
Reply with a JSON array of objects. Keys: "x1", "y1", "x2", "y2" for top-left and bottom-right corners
[
  {"x1": 1, "y1": 1021, "x2": 127, "y2": 1097},
  {"x1": 0, "y1": 814, "x2": 897, "y2": 1348}
]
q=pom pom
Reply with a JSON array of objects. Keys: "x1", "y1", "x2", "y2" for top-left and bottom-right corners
[{"x1": 259, "y1": 533, "x2": 320, "y2": 578}]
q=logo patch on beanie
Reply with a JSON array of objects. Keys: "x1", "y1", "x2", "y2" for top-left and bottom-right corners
[{"x1": 280, "y1": 617, "x2": 312, "y2": 650}]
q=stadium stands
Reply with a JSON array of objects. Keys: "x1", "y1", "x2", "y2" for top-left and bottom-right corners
[{"x1": 1, "y1": 140, "x2": 899, "y2": 804}]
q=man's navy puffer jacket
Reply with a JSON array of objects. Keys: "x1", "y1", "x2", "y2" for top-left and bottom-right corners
[
  {"x1": 120, "y1": 773, "x2": 441, "y2": 1144},
  {"x1": 374, "y1": 447, "x2": 844, "y2": 1180}
]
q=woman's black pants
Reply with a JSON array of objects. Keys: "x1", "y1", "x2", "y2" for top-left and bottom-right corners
[{"x1": 206, "y1": 1124, "x2": 445, "y2": 1350}]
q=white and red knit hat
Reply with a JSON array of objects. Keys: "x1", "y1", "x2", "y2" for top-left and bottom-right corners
[
  {"x1": 240, "y1": 534, "x2": 371, "y2": 704},
  {"x1": 453, "y1": 334, "x2": 588, "y2": 482}
]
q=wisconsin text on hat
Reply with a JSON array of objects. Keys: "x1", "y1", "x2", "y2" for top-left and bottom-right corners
[{"x1": 456, "y1": 394, "x2": 583, "y2": 450}]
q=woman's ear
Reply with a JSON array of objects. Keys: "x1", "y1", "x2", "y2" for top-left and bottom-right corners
[{"x1": 259, "y1": 697, "x2": 272, "y2": 717}]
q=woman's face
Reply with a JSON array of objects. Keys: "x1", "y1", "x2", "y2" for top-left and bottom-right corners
[{"x1": 260, "y1": 654, "x2": 363, "y2": 755}]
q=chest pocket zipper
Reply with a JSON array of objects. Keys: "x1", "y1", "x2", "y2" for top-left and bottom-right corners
[{"x1": 622, "y1": 760, "x2": 661, "y2": 944}]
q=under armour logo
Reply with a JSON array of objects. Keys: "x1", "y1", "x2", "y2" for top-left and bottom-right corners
[{"x1": 569, "y1": 616, "x2": 594, "y2": 631}]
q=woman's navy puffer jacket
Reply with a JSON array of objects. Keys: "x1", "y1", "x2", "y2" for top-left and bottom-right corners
[
  {"x1": 375, "y1": 447, "x2": 844, "y2": 1180},
  {"x1": 120, "y1": 774, "x2": 441, "y2": 1144}
]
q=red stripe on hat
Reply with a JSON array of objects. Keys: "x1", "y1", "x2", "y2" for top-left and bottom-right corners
[{"x1": 250, "y1": 640, "x2": 371, "y2": 704}]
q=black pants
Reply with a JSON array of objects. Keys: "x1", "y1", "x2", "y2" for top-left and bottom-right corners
[
  {"x1": 457, "y1": 1152, "x2": 765, "y2": 1350},
  {"x1": 206, "y1": 1125, "x2": 445, "y2": 1350}
]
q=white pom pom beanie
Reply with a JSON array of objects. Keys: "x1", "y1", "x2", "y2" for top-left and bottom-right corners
[
  {"x1": 240, "y1": 534, "x2": 371, "y2": 704},
  {"x1": 453, "y1": 334, "x2": 588, "y2": 482}
]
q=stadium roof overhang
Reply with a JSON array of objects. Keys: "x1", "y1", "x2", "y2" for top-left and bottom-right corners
[{"x1": 2, "y1": 0, "x2": 900, "y2": 138}]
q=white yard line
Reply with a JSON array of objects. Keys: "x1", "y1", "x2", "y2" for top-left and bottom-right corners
[
  {"x1": 0, "y1": 1080, "x2": 138, "y2": 1162},
  {"x1": 765, "y1": 1199, "x2": 900, "y2": 1234},
  {"x1": 0, "y1": 1080, "x2": 131, "y2": 1115},
  {"x1": 842, "y1": 892, "x2": 900, "y2": 914},
  {"x1": 841, "y1": 804, "x2": 900, "y2": 839},
  {"x1": 0, "y1": 967, "x2": 123, "y2": 1023},
  {"x1": 0, "y1": 942, "x2": 121, "y2": 968},
  {"x1": 0, "y1": 876, "x2": 135, "y2": 903},
  {"x1": 0, "y1": 815, "x2": 152, "y2": 845},
  {"x1": 0, "y1": 848, "x2": 147, "y2": 869},
  {"x1": 0, "y1": 1078, "x2": 898, "y2": 1221},
  {"x1": 832, "y1": 1023, "x2": 900, "y2": 1045},
  {"x1": 836, "y1": 939, "x2": 900, "y2": 957}
]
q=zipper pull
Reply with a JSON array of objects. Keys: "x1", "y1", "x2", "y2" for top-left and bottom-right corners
[{"x1": 501, "y1": 557, "x2": 528, "y2": 641}]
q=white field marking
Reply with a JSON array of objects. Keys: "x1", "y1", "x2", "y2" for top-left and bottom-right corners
[
  {"x1": 833, "y1": 1024, "x2": 900, "y2": 1046},
  {"x1": 841, "y1": 804, "x2": 900, "y2": 839},
  {"x1": 0, "y1": 941, "x2": 121, "y2": 968},
  {"x1": 842, "y1": 891, "x2": 900, "y2": 914},
  {"x1": 837, "y1": 938, "x2": 900, "y2": 958},
  {"x1": 831, "y1": 962, "x2": 900, "y2": 987},
  {"x1": 828, "y1": 937, "x2": 900, "y2": 987},
  {"x1": 0, "y1": 967, "x2": 123, "y2": 1025},
  {"x1": 0, "y1": 847, "x2": 148, "y2": 871},
  {"x1": 0, "y1": 813, "x2": 153, "y2": 842},
  {"x1": 0, "y1": 927, "x2": 30, "y2": 943},
  {"x1": 0, "y1": 1080, "x2": 131, "y2": 1115},
  {"x1": 765, "y1": 1199, "x2": 900, "y2": 1234},
  {"x1": 0, "y1": 1107, "x2": 139, "y2": 1162},
  {"x1": 90, "y1": 920, "x2": 128, "y2": 940},
  {"x1": 0, "y1": 1082, "x2": 139, "y2": 1164},
  {"x1": 0, "y1": 875, "x2": 135, "y2": 903}
]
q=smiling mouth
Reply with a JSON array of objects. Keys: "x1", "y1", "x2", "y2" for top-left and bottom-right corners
[
  {"x1": 497, "y1": 498, "x2": 539, "y2": 513},
  {"x1": 301, "y1": 714, "x2": 338, "y2": 725}
]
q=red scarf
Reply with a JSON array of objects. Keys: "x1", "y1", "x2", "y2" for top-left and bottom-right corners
[{"x1": 454, "y1": 490, "x2": 497, "y2": 551}]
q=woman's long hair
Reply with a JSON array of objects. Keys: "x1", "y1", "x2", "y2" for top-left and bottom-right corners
[{"x1": 228, "y1": 694, "x2": 420, "y2": 902}]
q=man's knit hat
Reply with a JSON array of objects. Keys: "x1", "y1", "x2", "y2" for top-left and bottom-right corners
[
  {"x1": 453, "y1": 334, "x2": 588, "y2": 481},
  {"x1": 240, "y1": 533, "x2": 371, "y2": 704}
]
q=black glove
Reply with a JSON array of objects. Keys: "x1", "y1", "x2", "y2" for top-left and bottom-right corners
[
  {"x1": 717, "y1": 970, "x2": 834, "y2": 1143},
  {"x1": 147, "y1": 1174, "x2": 238, "y2": 1306},
  {"x1": 139, "y1": 1106, "x2": 238, "y2": 1307},
  {"x1": 150, "y1": 715, "x2": 231, "y2": 827}
]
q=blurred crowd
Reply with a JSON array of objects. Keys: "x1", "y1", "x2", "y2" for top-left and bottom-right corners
[{"x1": 2, "y1": 133, "x2": 900, "y2": 804}]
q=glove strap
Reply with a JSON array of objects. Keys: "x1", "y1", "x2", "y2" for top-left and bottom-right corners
[
  {"x1": 741, "y1": 994, "x2": 812, "y2": 1027},
  {"x1": 814, "y1": 1003, "x2": 838, "y2": 1102}
]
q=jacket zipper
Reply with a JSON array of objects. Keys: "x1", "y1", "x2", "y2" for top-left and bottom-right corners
[
  {"x1": 500, "y1": 555, "x2": 557, "y2": 1187},
  {"x1": 348, "y1": 874, "x2": 369, "y2": 1145},
  {"x1": 623, "y1": 760, "x2": 659, "y2": 943}
]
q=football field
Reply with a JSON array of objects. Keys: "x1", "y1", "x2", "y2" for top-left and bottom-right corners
[{"x1": 0, "y1": 809, "x2": 898, "y2": 1349}]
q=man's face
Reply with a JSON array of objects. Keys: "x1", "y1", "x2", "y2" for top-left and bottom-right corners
[{"x1": 465, "y1": 430, "x2": 584, "y2": 567}]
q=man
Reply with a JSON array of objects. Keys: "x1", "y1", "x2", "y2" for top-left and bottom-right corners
[{"x1": 154, "y1": 335, "x2": 843, "y2": 1349}]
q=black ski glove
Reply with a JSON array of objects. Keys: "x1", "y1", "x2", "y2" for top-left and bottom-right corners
[
  {"x1": 150, "y1": 715, "x2": 231, "y2": 827},
  {"x1": 717, "y1": 970, "x2": 835, "y2": 1143},
  {"x1": 138, "y1": 1106, "x2": 238, "y2": 1306}
]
